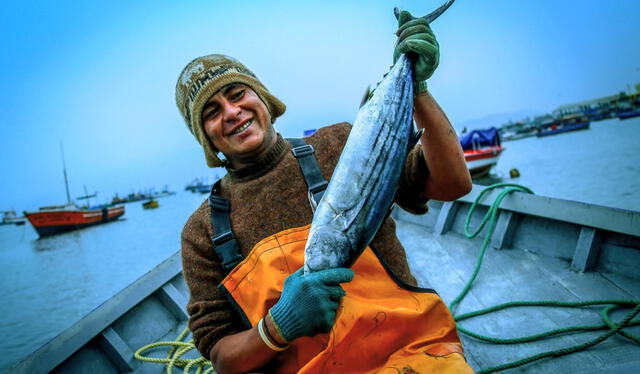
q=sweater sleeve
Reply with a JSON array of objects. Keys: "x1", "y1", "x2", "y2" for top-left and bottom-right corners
[
  {"x1": 395, "y1": 144, "x2": 430, "y2": 215},
  {"x1": 181, "y1": 202, "x2": 244, "y2": 359}
]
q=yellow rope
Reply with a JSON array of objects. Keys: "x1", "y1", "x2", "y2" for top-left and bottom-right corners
[{"x1": 134, "y1": 327, "x2": 215, "y2": 374}]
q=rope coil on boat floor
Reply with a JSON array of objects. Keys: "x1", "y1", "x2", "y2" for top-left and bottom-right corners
[
  {"x1": 134, "y1": 327, "x2": 214, "y2": 374},
  {"x1": 452, "y1": 183, "x2": 640, "y2": 373}
]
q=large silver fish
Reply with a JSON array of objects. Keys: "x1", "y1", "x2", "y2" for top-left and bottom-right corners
[{"x1": 304, "y1": 0, "x2": 456, "y2": 273}]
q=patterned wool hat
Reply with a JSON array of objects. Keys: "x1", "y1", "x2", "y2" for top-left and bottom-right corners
[{"x1": 175, "y1": 54, "x2": 286, "y2": 167}]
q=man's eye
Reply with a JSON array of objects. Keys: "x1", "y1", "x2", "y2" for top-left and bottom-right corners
[
  {"x1": 231, "y1": 89, "x2": 245, "y2": 100},
  {"x1": 205, "y1": 108, "x2": 219, "y2": 120}
]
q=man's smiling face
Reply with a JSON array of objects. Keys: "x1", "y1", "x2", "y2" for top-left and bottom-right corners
[{"x1": 201, "y1": 83, "x2": 276, "y2": 168}]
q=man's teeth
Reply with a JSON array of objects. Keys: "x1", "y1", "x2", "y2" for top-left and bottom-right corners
[{"x1": 230, "y1": 120, "x2": 252, "y2": 136}]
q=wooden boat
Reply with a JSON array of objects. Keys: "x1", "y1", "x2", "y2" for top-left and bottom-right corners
[
  {"x1": 23, "y1": 144, "x2": 126, "y2": 238},
  {"x1": 1, "y1": 210, "x2": 26, "y2": 226},
  {"x1": 464, "y1": 145, "x2": 504, "y2": 178},
  {"x1": 142, "y1": 199, "x2": 159, "y2": 209},
  {"x1": 194, "y1": 185, "x2": 212, "y2": 194},
  {"x1": 617, "y1": 109, "x2": 640, "y2": 120},
  {"x1": 460, "y1": 128, "x2": 505, "y2": 178},
  {"x1": 7, "y1": 184, "x2": 639, "y2": 373},
  {"x1": 537, "y1": 114, "x2": 590, "y2": 137},
  {"x1": 24, "y1": 204, "x2": 125, "y2": 237},
  {"x1": 185, "y1": 179, "x2": 212, "y2": 194}
]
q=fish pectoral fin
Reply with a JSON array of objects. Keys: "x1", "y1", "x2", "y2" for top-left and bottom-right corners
[
  {"x1": 359, "y1": 84, "x2": 373, "y2": 108},
  {"x1": 331, "y1": 195, "x2": 368, "y2": 231}
]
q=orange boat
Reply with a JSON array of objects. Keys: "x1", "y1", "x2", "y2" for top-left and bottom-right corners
[
  {"x1": 24, "y1": 204, "x2": 125, "y2": 237},
  {"x1": 24, "y1": 143, "x2": 126, "y2": 237}
]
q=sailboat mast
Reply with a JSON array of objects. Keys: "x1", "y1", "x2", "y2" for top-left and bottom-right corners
[{"x1": 60, "y1": 142, "x2": 71, "y2": 204}]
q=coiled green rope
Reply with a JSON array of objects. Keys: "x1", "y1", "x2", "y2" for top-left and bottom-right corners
[
  {"x1": 451, "y1": 183, "x2": 640, "y2": 373},
  {"x1": 134, "y1": 326, "x2": 214, "y2": 374}
]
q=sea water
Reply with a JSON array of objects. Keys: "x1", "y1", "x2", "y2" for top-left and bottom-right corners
[
  {"x1": 476, "y1": 116, "x2": 640, "y2": 211},
  {"x1": 0, "y1": 117, "x2": 639, "y2": 372},
  {"x1": 0, "y1": 192, "x2": 205, "y2": 372}
]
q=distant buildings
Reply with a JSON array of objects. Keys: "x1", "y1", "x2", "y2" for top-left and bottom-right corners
[{"x1": 498, "y1": 84, "x2": 640, "y2": 141}]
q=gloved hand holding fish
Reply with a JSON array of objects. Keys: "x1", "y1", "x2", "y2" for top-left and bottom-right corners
[
  {"x1": 394, "y1": 8, "x2": 441, "y2": 93},
  {"x1": 303, "y1": 0, "x2": 456, "y2": 274}
]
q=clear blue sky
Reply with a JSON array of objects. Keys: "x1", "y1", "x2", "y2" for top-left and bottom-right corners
[{"x1": 1, "y1": 0, "x2": 639, "y2": 211}]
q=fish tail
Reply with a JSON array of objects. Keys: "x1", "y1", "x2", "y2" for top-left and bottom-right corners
[{"x1": 394, "y1": 0, "x2": 456, "y2": 24}]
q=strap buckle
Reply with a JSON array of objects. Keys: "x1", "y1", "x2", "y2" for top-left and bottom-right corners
[
  {"x1": 309, "y1": 180, "x2": 328, "y2": 194},
  {"x1": 209, "y1": 195, "x2": 230, "y2": 212},
  {"x1": 291, "y1": 144, "x2": 314, "y2": 158},
  {"x1": 213, "y1": 231, "x2": 233, "y2": 246}
]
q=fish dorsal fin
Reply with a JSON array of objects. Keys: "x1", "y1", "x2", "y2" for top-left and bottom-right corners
[{"x1": 408, "y1": 128, "x2": 424, "y2": 154}]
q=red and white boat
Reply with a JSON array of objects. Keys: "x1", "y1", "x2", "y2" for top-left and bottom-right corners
[
  {"x1": 459, "y1": 127, "x2": 505, "y2": 178},
  {"x1": 464, "y1": 145, "x2": 504, "y2": 178},
  {"x1": 24, "y1": 204, "x2": 125, "y2": 237},
  {"x1": 24, "y1": 143, "x2": 125, "y2": 237}
]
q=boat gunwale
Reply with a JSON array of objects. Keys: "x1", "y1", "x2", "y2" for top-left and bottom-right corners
[
  {"x1": 456, "y1": 185, "x2": 640, "y2": 237},
  {"x1": 7, "y1": 252, "x2": 183, "y2": 374}
]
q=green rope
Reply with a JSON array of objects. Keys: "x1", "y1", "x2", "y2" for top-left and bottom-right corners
[
  {"x1": 450, "y1": 183, "x2": 640, "y2": 373},
  {"x1": 134, "y1": 327, "x2": 215, "y2": 374}
]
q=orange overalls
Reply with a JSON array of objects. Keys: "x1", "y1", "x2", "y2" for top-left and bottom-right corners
[{"x1": 210, "y1": 139, "x2": 474, "y2": 373}]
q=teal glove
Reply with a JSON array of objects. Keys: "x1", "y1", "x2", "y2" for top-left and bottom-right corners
[
  {"x1": 270, "y1": 267, "x2": 354, "y2": 342},
  {"x1": 393, "y1": 9, "x2": 440, "y2": 93}
]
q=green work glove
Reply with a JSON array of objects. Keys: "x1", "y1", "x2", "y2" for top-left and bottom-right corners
[
  {"x1": 270, "y1": 267, "x2": 354, "y2": 342},
  {"x1": 393, "y1": 9, "x2": 440, "y2": 94}
]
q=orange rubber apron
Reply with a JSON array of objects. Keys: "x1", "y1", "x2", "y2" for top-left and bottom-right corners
[{"x1": 219, "y1": 225, "x2": 474, "y2": 374}]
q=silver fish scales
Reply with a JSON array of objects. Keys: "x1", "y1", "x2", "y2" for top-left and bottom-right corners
[{"x1": 303, "y1": 1, "x2": 456, "y2": 274}]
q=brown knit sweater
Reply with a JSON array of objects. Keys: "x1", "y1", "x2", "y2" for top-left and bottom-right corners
[{"x1": 181, "y1": 122, "x2": 430, "y2": 359}]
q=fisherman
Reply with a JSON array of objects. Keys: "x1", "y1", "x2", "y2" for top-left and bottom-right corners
[{"x1": 176, "y1": 9, "x2": 473, "y2": 374}]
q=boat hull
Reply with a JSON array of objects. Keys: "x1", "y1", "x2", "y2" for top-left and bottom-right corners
[
  {"x1": 464, "y1": 146, "x2": 504, "y2": 177},
  {"x1": 142, "y1": 200, "x2": 159, "y2": 209},
  {"x1": 537, "y1": 120, "x2": 590, "y2": 137},
  {"x1": 25, "y1": 206, "x2": 125, "y2": 237},
  {"x1": 618, "y1": 110, "x2": 640, "y2": 120}
]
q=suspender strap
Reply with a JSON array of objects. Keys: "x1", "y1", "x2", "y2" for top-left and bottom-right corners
[
  {"x1": 208, "y1": 180, "x2": 243, "y2": 271},
  {"x1": 288, "y1": 138, "x2": 328, "y2": 209},
  {"x1": 207, "y1": 139, "x2": 328, "y2": 271}
]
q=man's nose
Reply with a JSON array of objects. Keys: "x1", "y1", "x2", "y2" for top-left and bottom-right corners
[{"x1": 222, "y1": 102, "x2": 242, "y2": 123}]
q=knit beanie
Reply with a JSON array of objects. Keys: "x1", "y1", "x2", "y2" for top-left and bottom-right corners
[{"x1": 175, "y1": 54, "x2": 286, "y2": 167}]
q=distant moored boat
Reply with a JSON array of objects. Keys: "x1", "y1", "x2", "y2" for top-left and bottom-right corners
[
  {"x1": 142, "y1": 199, "x2": 159, "y2": 209},
  {"x1": 460, "y1": 127, "x2": 505, "y2": 178},
  {"x1": 24, "y1": 204, "x2": 125, "y2": 237},
  {"x1": 24, "y1": 143, "x2": 125, "y2": 238},
  {"x1": 1, "y1": 210, "x2": 26, "y2": 226},
  {"x1": 617, "y1": 109, "x2": 640, "y2": 120},
  {"x1": 537, "y1": 114, "x2": 590, "y2": 137}
]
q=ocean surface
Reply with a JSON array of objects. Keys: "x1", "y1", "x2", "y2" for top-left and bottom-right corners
[
  {"x1": 475, "y1": 117, "x2": 640, "y2": 211},
  {"x1": 0, "y1": 116, "x2": 638, "y2": 372}
]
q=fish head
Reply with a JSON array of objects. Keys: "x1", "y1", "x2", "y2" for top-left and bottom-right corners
[{"x1": 304, "y1": 225, "x2": 353, "y2": 273}]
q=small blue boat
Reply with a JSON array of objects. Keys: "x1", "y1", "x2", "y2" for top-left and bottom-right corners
[
  {"x1": 537, "y1": 114, "x2": 590, "y2": 137},
  {"x1": 617, "y1": 109, "x2": 640, "y2": 120}
]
